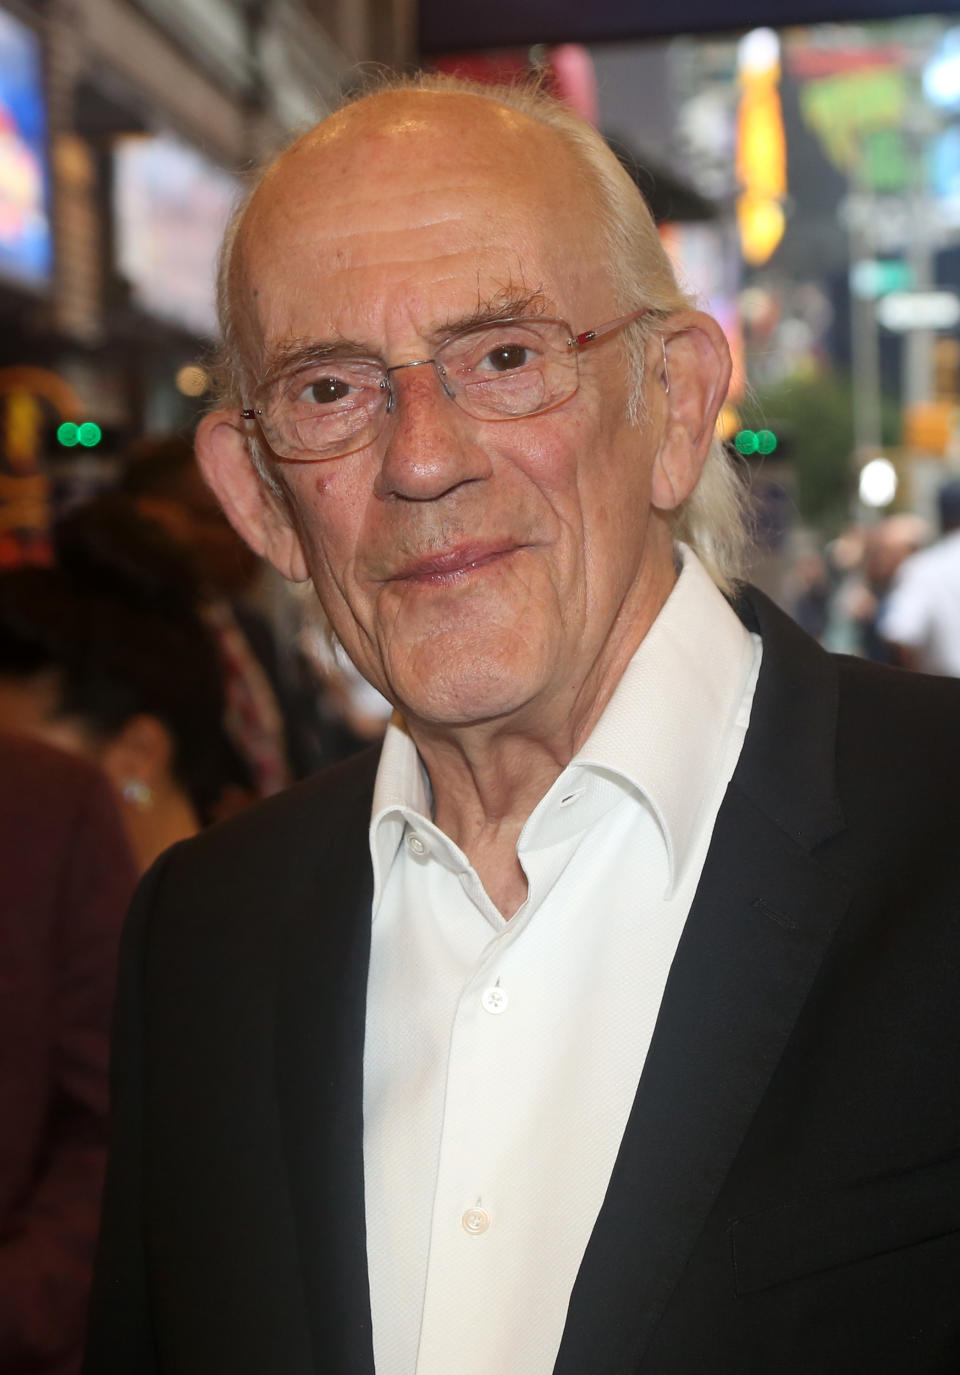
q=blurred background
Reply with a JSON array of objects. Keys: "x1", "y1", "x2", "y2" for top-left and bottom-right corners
[{"x1": 3, "y1": 0, "x2": 960, "y2": 655}]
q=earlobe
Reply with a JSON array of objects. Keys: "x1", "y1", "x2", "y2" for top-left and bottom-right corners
[
  {"x1": 195, "y1": 411, "x2": 310, "y2": 583},
  {"x1": 650, "y1": 311, "x2": 732, "y2": 512}
]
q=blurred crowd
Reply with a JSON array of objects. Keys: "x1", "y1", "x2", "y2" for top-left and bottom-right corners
[
  {"x1": 782, "y1": 478, "x2": 960, "y2": 677},
  {"x1": 0, "y1": 433, "x2": 391, "y2": 1375}
]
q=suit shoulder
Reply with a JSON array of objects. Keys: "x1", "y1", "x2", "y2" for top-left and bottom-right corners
[
  {"x1": 829, "y1": 655, "x2": 960, "y2": 828},
  {"x1": 146, "y1": 744, "x2": 380, "y2": 900},
  {"x1": 833, "y1": 652, "x2": 960, "y2": 742}
]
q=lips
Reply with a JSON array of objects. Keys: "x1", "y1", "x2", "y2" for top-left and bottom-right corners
[{"x1": 389, "y1": 543, "x2": 519, "y2": 582}]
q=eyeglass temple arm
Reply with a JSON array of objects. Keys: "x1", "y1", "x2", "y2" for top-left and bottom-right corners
[{"x1": 571, "y1": 306, "x2": 650, "y2": 349}]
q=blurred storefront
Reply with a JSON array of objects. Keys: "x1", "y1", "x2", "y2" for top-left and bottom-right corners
[{"x1": 0, "y1": 0, "x2": 412, "y2": 564}]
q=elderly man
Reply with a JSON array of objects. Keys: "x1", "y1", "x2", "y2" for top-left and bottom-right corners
[{"x1": 85, "y1": 77, "x2": 960, "y2": 1375}]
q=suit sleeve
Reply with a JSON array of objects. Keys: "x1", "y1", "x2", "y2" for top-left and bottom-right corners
[
  {"x1": 82, "y1": 854, "x2": 169, "y2": 1375},
  {"x1": 0, "y1": 763, "x2": 135, "y2": 1368}
]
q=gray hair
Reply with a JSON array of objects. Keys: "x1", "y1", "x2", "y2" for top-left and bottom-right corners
[{"x1": 212, "y1": 71, "x2": 751, "y2": 592}]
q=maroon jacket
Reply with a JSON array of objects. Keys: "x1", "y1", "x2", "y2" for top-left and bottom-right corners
[{"x1": 0, "y1": 734, "x2": 136, "y2": 1375}]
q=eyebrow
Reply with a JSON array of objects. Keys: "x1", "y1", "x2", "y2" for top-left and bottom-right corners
[
  {"x1": 255, "y1": 290, "x2": 554, "y2": 393},
  {"x1": 435, "y1": 289, "x2": 551, "y2": 339},
  {"x1": 258, "y1": 338, "x2": 377, "y2": 394}
]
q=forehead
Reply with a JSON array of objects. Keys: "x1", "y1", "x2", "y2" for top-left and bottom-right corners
[{"x1": 235, "y1": 93, "x2": 613, "y2": 352}]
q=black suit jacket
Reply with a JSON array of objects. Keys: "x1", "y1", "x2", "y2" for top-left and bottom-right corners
[{"x1": 84, "y1": 589, "x2": 960, "y2": 1374}]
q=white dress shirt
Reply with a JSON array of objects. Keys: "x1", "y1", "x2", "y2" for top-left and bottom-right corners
[{"x1": 363, "y1": 547, "x2": 761, "y2": 1375}]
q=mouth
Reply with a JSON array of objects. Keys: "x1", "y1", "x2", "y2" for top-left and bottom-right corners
[{"x1": 389, "y1": 543, "x2": 520, "y2": 584}]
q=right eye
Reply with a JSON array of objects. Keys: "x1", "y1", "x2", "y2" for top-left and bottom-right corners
[{"x1": 298, "y1": 375, "x2": 353, "y2": 406}]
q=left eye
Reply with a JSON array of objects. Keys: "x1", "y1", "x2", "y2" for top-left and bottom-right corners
[
  {"x1": 482, "y1": 344, "x2": 531, "y2": 373},
  {"x1": 303, "y1": 376, "x2": 353, "y2": 404}
]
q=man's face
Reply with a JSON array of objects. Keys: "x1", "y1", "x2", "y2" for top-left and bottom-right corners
[{"x1": 233, "y1": 94, "x2": 676, "y2": 734}]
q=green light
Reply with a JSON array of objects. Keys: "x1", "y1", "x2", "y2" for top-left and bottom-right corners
[
  {"x1": 734, "y1": 429, "x2": 759, "y2": 455},
  {"x1": 78, "y1": 422, "x2": 102, "y2": 447},
  {"x1": 57, "y1": 421, "x2": 80, "y2": 447},
  {"x1": 756, "y1": 428, "x2": 778, "y2": 454}
]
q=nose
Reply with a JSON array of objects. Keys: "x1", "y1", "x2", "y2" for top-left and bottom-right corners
[{"x1": 373, "y1": 361, "x2": 492, "y2": 502}]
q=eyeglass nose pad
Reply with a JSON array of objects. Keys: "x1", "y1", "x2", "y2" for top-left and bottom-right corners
[
  {"x1": 434, "y1": 362, "x2": 456, "y2": 403},
  {"x1": 380, "y1": 377, "x2": 396, "y2": 415}
]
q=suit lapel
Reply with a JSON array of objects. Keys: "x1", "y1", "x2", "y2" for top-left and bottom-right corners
[
  {"x1": 555, "y1": 589, "x2": 853, "y2": 1374},
  {"x1": 274, "y1": 751, "x2": 379, "y2": 1375}
]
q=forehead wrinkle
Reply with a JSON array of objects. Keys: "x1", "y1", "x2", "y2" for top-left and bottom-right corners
[
  {"x1": 241, "y1": 195, "x2": 519, "y2": 319},
  {"x1": 257, "y1": 192, "x2": 532, "y2": 274},
  {"x1": 251, "y1": 244, "x2": 549, "y2": 344},
  {"x1": 244, "y1": 118, "x2": 566, "y2": 273}
]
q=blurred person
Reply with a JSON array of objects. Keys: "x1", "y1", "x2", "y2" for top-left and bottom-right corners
[
  {"x1": 0, "y1": 732, "x2": 137, "y2": 1375},
  {"x1": 298, "y1": 605, "x2": 395, "y2": 747},
  {"x1": 783, "y1": 545, "x2": 830, "y2": 640},
  {"x1": 0, "y1": 499, "x2": 230, "y2": 870},
  {"x1": 880, "y1": 478, "x2": 960, "y2": 675},
  {"x1": 121, "y1": 433, "x2": 357, "y2": 784},
  {"x1": 121, "y1": 432, "x2": 262, "y2": 598},
  {"x1": 826, "y1": 514, "x2": 927, "y2": 661},
  {"x1": 85, "y1": 74, "x2": 960, "y2": 1375}
]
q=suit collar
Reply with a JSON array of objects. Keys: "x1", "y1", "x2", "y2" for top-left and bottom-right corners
[
  {"x1": 730, "y1": 583, "x2": 845, "y2": 849},
  {"x1": 555, "y1": 587, "x2": 852, "y2": 1374}
]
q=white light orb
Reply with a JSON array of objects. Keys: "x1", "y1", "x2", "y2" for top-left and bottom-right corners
[
  {"x1": 738, "y1": 28, "x2": 780, "y2": 76},
  {"x1": 859, "y1": 457, "x2": 898, "y2": 508}
]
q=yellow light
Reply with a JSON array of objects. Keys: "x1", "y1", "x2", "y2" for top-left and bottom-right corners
[
  {"x1": 737, "y1": 85, "x2": 787, "y2": 199},
  {"x1": 716, "y1": 405, "x2": 740, "y2": 441},
  {"x1": 736, "y1": 26, "x2": 787, "y2": 268},
  {"x1": 4, "y1": 392, "x2": 41, "y2": 472},
  {"x1": 737, "y1": 193, "x2": 786, "y2": 267},
  {"x1": 175, "y1": 365, "x2": 210, "y2": 398}
]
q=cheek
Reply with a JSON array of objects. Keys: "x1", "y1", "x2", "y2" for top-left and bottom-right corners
[
  {"x1": 578, "y1": 427, "x2": 655, "y2": 589},
  {"x1": 287, "y1": 465, "x2": 367, "y2": 573},
  {"x1": 495, "y1": 414, "x2": 591, "y2": 520},
  {"x1": 511, "y1": 406, "x2": 646, "y2": 550}
]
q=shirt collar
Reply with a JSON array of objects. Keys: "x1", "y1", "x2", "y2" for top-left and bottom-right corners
[
  {"x1": 370, "y1": 714, "x2": 431, "y2": 909},
  {"x1": 569, "y1": 546, "x2": 756, "y2": 891},
  {"x1": 370, "y1": 546, "x2": 757, "y2": 906}
]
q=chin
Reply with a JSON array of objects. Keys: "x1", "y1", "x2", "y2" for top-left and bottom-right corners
[{"x1": 387, "y1": 639, "x2": 546, "y2": 729}]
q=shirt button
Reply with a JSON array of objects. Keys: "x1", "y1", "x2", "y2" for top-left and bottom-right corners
[
  {"x1": 481, "y1": 986, "x2": 509, "y2": 1015},
  {"x1": 462, "y1": 1207, "x2": 490, "y2": 1234},
  {"x1": 405, "y1": 831, "x2": 429, "y2": 858}
]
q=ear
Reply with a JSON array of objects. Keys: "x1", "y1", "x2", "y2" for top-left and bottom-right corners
[
  {"x1": 195, "y1": 410, "x2": 310, "y2": 583},
  {"x1": 650, "y1": 310, "x2": 732, "y2": 512}
]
